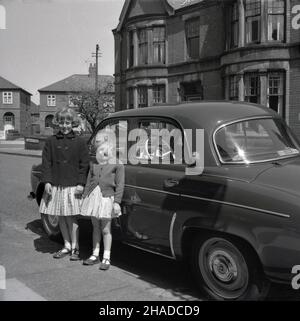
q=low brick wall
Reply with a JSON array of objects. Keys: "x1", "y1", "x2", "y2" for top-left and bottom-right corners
[{"x1": 24, "y1": 136, "x2": 48, "y2": 150}]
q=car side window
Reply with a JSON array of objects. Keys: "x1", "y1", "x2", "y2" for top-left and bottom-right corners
[
  {"x1": 90, "y1": 120, "x2": 128, "y2": 163},
  {"x1": 131, "y1": 119, "x2": 183, "y2": 164}
]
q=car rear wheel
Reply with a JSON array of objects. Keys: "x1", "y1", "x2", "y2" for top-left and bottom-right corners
[
  {"x1": 191, "y1": 235, "x2": 269, "y2": 300},
  {"x1": 41, "y1": 213, "x2": 61, "y2": 239}
]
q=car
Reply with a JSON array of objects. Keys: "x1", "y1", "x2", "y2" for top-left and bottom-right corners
[{"x1": 29, "y1": 101, "x2": 300, "y2": 300}]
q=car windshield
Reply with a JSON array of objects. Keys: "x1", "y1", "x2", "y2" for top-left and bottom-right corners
[{"x1": 214, "y1": 118, "x2": 300, "y2": 164}]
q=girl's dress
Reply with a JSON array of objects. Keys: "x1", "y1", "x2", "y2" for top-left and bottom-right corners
[
  {"x1": 81, "y1": 161, "x2": 124, "y2": 220},
  {"x1": 39, "y1": 130, "x2": 90, "y2": 217},
  {"x1": 39, "y1": 186, "x2": 81, "y2": 216},
  {"x1": 81, "y1": 185, "x2": 115, "y2": 219}
]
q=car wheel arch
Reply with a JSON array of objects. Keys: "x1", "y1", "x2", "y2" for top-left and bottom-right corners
[
  {"x1": 36, "y1": 182, "x2": 45, "y2": 206},
  {"x1": 180, "y1": 226, "x2": 265, "y2": 278}
]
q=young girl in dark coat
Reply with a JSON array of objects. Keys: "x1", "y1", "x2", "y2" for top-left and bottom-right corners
[
  {"x1": 39, "y1": 108, "x2": 89, "y2": 260},
  {"x1": 81, "y1": 129, "x2": 125, "y2": 270}
]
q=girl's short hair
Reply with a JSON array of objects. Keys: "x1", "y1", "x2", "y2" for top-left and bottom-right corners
[
  {"x1": 52, "y1": 107, "x2": 81, "y2": 127},
  {"x1": 95, "y1": 129, "x2": 116, "y2": 149}
]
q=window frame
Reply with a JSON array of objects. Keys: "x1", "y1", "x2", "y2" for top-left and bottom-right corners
[
  {"x1": 244, "y1": 73, "x2": 260, "y2": 104},
  {"x1": 2, "y1": 92, "x2": 13, "y2": 104},
  {"x1": 138, "y1": 28, "x2": 148, "y2": 65},
  {"x1": 185, "y1": 18, "x2": 200, "y2": 60},
  {"x1": 245, "y1": 0, "x2": 261, "y2": 44},
  {"x1": 45, "y1": 114, "x2": 54, "y2": 129},
  {"x1": 230, "y1": 2, "x2": 239, "y2": 48},
  {"x1": 47, "y1": 94, "x2": 56, "y2": 107},
  {"x1": 267, "y1": 0, "x2": 285, "y2": 42},
  {"x1": 153, "y1": 26, "x2": 166, "y2": 64},
  {"x1": 129, "y1": 30, "x2": 134, "y2": 67},
  {"x1": 267, "y1": 71, "x2": 285, "y2": 116},
  {"x1": 127, "y1": 87, "x2": 134, "y2": 109},
  {"x1": 137, "y1": 86, "x2": 148, "y2": 108},
  {"x1": 152, "y1": 84, "x2": 166, "y2": 104},
  {"x1": 229, "y1": 75, "x2": 239, "y2": 101}
]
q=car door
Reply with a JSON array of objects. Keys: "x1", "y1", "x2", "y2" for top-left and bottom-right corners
[{"x1": 122, "y1": 117, "x2": 186, "y2": 257}]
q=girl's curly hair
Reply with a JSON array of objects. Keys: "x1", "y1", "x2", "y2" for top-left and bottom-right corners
[{"x1": 52, "y1": 107, "x2": 81, "y2": 127}]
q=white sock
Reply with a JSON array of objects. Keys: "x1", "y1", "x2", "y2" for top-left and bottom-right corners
[{"x1": 103, "y1": 250, "x2": 111, "y2": 261}]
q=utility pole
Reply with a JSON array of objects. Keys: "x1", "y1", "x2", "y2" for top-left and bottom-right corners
[{"x1": 92, "y1": 44, "x2": 101, "y2": 92}]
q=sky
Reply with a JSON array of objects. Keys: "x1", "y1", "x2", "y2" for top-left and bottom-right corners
[{"x1": 0, "y1": 0, "x2": 125, "y2": 104}]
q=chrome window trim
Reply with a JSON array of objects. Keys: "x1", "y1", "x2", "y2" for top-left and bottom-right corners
[
  {"x1": 125, "y1": 184, "x2": 291, "y2": 219},
  {"x1": 212, "y1": 116, "x2": 299, "y2": 165}
]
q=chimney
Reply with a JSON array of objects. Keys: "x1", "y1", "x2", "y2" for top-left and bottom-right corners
[{"x1": 88, "y1": 63, "x2": 97, "y2": 77}]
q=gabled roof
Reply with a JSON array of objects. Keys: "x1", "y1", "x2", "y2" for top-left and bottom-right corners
[
  {"x1": 38, "y1": 74, "x2": 114, "y2": 93},
  {"x1": 0, "y1": 76, "x2": 32, "y2": 95},
  {"x1": 116, "y1": 0, "x2": 172, "y2": 32},
  {"x1": 116, "y1": 0, "x2": 207, "y2": 32},
  {"x1": 166, "y1": 0, "x2": 205, "y2": 11}
]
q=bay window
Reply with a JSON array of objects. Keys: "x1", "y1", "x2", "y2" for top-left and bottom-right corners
[
  {"x1": 267, "y1": 0, "x2": 285, "y2": 41},
  {"x1": 186, "y1": 18, "x2": 200, "y2": 59},
  {"x1": 245, "y1": 73, "x2": 260, "y2": 103},
  {"x1": 153, "y1": 27, "x2": 166, "y2": 64},
  {"x1": 245, "y1": 0, "x2": 261, "y2": 44}
]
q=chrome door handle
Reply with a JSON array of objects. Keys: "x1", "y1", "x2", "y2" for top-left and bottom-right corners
[{"x1": 164, "y1": 178, "x2": 179, "y2": 188}]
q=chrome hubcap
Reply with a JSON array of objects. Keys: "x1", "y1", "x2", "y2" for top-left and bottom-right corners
[
  {"x1": 209, "y1": 250, "x2": 238, "y2": 283},
  {"x1": 199, "y1": 238, "x2": 249, "y2": 299}
]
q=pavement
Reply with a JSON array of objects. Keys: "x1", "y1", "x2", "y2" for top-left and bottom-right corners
[{"x1": 0, "y1": 139, "x2": 42, "y2": 158}]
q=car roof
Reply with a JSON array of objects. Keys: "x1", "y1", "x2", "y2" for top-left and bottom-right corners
[{"x1": 110, "y1": 101, "x2": 279, "y2": 132}]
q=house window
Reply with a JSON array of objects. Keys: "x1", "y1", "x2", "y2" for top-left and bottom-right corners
[
  {"x1": 268, "y1": 72, "x2": 284, "y2": 115},
  {"x1": 45, "y1": 115, "x2": 54, "y2": 128},
  {"x1": 186, "y1": 18, "x2": 200, "y2": 59},
  {"x1": 245, "y1": 0, "x2": 261, "y2": 44},
  {"x1": 138, "y1": 29, "x2": 148, "y2": 65},
  {"x1": 129, "y1": 30, "x2": 134, "y2": 67},
  {"x1": 230, "y1": 2, "x2": 239, "y2": 48},
  {"x1": 2, "y1": 92, "x2": 13, "y2": 104},
  {"x1": 245, "y1": 73, "x2": 260, "y2": 103},
  {"x1": 267, "y1": 0, "x2": 285, "y2": 41},
  {"x1": 179, "y1": 81, "x2": 203, "y2": 101},
  {"x1": 47, "y1": 95, "x2": 56, "y2": 107},
  {"x1": 138, "y1": 86, "x2": 148, "y2": 108},
  {"x1": 229, "y1": 75, "x2": 239, "y2": 101},
  {"x1": 153, "y1": 27, "x2": 166, "y2": 64},
  {"x1": 153, "y1": 85, "x2": 166, "y2": 104},
  {"x1": 128, "y1": 88, "x2": 134, "y2": 109},
  {"x1": 3, "y1": 112, "x2": 15, "y2": 127}
]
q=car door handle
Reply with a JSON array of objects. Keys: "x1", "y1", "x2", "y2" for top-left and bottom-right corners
[{"x1": 164, "y1": 178, "x2": 179, "y2": 188}]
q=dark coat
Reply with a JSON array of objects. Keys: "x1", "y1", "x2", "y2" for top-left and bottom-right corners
[
  {"x1": 83, "y1": 161, "x2": 125, "y2": 204},
  {"x1": 41, "y1": 130, "x2": 90, "y2": 187}
]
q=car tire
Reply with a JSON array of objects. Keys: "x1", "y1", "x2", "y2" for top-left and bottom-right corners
[
  {"x1": 191, "y1": 235, "x2": 270, "y2": 300},
  {"x1": 41, "y1": 213, "x2": 61, "y2": 240}
]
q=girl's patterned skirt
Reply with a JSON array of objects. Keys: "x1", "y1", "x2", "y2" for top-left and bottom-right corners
[
  {"x1": 81, "y1": 185, "x2": 120, "y2": 220},
  {"x1": 39, "y1": 186, "x2": 81, "y2": 216}
]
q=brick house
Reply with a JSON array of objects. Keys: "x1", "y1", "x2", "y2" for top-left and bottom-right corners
[
  {"x1": 113, "y1": 0, "x2": 300, "y2": 137},
  {"x1": 38, "y1": 64, "x2": 114, "y2": 135},
  {"x1": 0, "y1": 75, "x2": 33, "y2": 137}
]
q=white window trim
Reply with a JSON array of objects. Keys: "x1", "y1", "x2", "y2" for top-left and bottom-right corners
[
  {"x1": 2, "y1": 92, "x2": 13, "y2": 104},
  {"x1": 47, "y1": 94, "x2": 56, "y2": 107}
]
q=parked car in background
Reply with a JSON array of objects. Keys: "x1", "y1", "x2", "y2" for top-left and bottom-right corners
[{"x1": 30, "y1": 102, "x2": 300, "y2": 300}]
